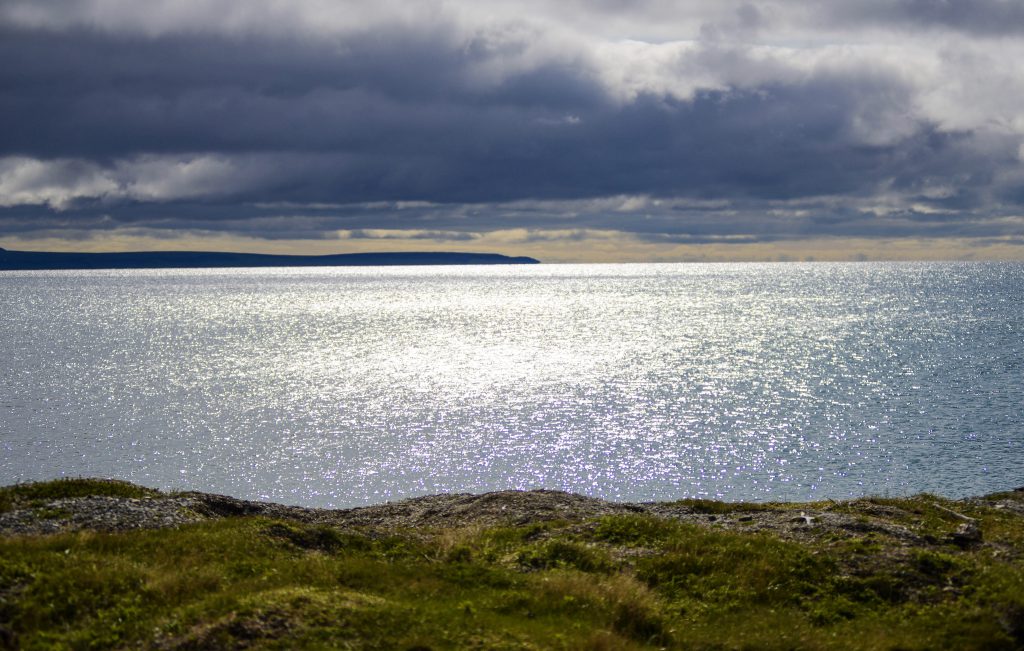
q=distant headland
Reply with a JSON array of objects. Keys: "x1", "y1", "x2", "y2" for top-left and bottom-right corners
[{"x1": 0, "y1": 249, "x2": 540, "y2": 270}]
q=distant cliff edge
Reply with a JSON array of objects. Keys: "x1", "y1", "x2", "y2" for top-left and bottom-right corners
[{"x1": 0, "y1": 250, "x2": 540, "y2": 270}]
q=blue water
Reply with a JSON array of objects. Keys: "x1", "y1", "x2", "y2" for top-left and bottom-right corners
[{"x1": 1, "y1": 262, "x2": 1021, "y2": 507}]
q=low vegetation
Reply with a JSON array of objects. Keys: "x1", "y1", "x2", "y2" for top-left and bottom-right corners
[
  {"x1": 1, "y1": 479, "x2": 1023, "y2": 649},
  {"x1": 0, "y1": 478, "x2": 158, "y2": 514}
]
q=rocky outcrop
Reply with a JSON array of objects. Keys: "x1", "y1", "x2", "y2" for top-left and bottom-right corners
[{"x1": 3, "y1": 482, "x2": 1022, "y2": 552}]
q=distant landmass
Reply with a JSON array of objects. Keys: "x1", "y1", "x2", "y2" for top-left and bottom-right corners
[{"x1": 0, "y1": 248, "x2": 540, "y2": 270}]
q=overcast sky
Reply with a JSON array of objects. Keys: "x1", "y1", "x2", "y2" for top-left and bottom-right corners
[{"x1": 3, "y1": 0, "x2": 1024, "y2": 261}]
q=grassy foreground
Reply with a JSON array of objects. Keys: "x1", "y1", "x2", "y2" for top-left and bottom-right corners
[{"x1": 2, "y1": 480, "x2": 1024, "y2": 650}]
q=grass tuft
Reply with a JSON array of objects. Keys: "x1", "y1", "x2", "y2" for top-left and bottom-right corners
[{"x1": 0, "y1": 478, "x2": 159, "y2": 512}]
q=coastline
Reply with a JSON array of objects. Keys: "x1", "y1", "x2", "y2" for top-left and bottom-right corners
[
  {"x1": 0, "y1": 249, "x2": 541, "y2": 271},
  {"x1": 2, "y1": 479, "x2": 1023, "y2": 648}
]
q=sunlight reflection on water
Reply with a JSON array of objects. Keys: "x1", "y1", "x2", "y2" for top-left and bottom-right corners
[{"x1": 2, "y1": 262, "x2": 1022, "y2": 506}]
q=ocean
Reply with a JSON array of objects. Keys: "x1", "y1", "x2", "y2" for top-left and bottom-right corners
[{"x1": 1, "y1": 262, "x2": 1021, "y2": 507}]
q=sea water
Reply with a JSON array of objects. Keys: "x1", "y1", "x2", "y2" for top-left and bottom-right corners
[{"x1": 1, "y1": 262, "x2": 1021, "y2": 507}]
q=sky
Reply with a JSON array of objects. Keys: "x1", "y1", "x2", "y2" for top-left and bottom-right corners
[{"x1": 3, "y1": 0, "x2": 1024, "y2": 262}]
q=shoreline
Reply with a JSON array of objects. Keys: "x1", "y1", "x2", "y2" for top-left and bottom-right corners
[{"x1": 0, "y1": 249, "x2": 541, "y2": 271}]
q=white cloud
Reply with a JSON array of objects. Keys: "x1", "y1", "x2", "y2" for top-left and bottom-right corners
[
  {"x1": 0, "y1": 157, "x2": 119, "y2": 210},
  {"x1": 0, "y1": 155, "x2": 270, "y2": 209},
  {"x1": 120, "y1": 155, "x2": 257, "y2": 201}
]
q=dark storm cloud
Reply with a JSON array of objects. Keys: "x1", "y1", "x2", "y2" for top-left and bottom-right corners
[
  {"x1": 1, "y1": 35, "x2": 958, "y2": 203},
  {"x1": 0, "y1": 26, "x2": 543, "y2": 157},
  {"x1": 2, "y1": 1, "x2": 1024, "y2": 249}
]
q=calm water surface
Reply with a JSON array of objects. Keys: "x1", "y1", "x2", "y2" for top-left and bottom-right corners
[{"x1": 1, "y1": 262, "x2": 1021, "y2": 506}]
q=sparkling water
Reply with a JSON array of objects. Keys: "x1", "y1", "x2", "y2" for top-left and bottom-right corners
[{"x1": 1, "y1": 262, "x2": 1021, "y2": 506}]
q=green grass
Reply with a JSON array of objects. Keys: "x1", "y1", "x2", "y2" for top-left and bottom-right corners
[
  {"x1": 2, "y1": 481, "x2": 1024, "y2": 649},
  {"x1": 669, "y1": 498, "x2": 790, "y2": 515},
  {"x1": 0, "y1": 478, "x2": 159, "y2": 513}
]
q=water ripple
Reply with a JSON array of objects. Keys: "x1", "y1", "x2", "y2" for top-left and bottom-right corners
[{"x1": 1, "y1": 262, "x2": 1022, "y2": 506}]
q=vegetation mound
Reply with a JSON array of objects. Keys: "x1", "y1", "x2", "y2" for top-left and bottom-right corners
[{"x1": 1, "y1": 478, "x2": 1023, "y2": 649}]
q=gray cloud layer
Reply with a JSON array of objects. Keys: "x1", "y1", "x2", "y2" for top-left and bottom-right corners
[{"x1": 2, "y1": 0, "x2": 1024, "y2": 250}]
